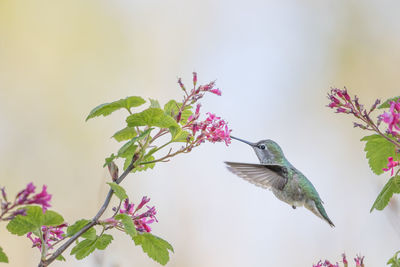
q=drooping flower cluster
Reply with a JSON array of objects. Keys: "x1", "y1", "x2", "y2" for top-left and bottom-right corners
[
  {"x1": 0, "y1": 182, "x2": 52, "y2": 221},
  {"x1": 380, "y1": 100, "x2": 400, "y2": 136},
  {"x1": 177, "y1": 73, "x2": 231, "y2": 146},
  {"x1": 27, "y1": 223, "x2": 67, "y2": 251},
  {"x1": 327, "y1": 88, "x2": 380, "y2": 120},
  {"x1": 383, "y1": 157, "x2": 399, "y2": 176},
  {"x1": 313, "y1": 253, "x2": 364, "y2": 267},
  {"x1": 106, "y1": 196, "x2": 157, "y2": 233}
]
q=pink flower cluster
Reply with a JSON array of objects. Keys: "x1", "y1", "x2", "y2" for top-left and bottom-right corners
[
  {"x1": 176, "y1": 73, "x2": 232, "y2": 146},
  {"x1": 27, "y1": 224, "x2": 67, "y2": 251},
  {"x1": 327, "y1": 88, "x2": 380, "y2": 118},
  {"x1": 313, "y1": 253, "x2": 364, "y2": 267},
  {"x1": 383, "y1": 157, "x2": 399, "y2": 176},
  {"x1": 107, "y1": 196, "x2": 157, "y2": 233},
  {"x1": 187, "y1": 106, "x2": 231, "y2": 146},
  {"x1": 1, "y1": 182, "x2": 52, "y2": 221},
  {"x1": 16, "y1": 183, "x2": 52, "y2": 212},
  {"x1": 380, "y1": 100, "x2": 400, "y2": 136}
]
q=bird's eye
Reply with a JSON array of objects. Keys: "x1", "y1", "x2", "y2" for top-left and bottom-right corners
[{"x1": 259, "y1": 144, "x2": 266, "y2": 150}]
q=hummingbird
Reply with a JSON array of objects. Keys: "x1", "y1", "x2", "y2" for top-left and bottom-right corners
[{"x1": 225, "y1": 136, "x2": 334, "y2": 227}]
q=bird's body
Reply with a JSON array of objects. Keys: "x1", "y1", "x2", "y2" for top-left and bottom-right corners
[{"x1": 225, "y1": 136, "x2": 334, "y2": 227}]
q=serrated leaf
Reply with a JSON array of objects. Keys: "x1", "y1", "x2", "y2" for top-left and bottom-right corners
[
  {"x1": 95, "y1": 234, "x2": 113, "y2": 250},
  {"x1": 387, "y1": 251, "x2": 400, "y2": 267},
  {"x1": 117, "y1": 128, "x2": 153, "y2": 158},
  {"x1": 6, "y1": 206, "x2": 44, "y2": 235},
  {"x1": 115, "y1": 213, "x2": 137, "y2": 238},
  {"x1": 56, "y1": 255, "x2": 66, "y2": 261},
  {"x1": 378, "y1": 96, "x2": 400, "y2": 109},
  {"x1": 43, "y1": 210, "x2": 64, "y2": 226},
  {"x1": 133, "y1": 233, "x2": 174, "y2": 265},
  {"x1": 0, "y1": 247, "x2": 9, "y2": 263},
  {"x1": 125, "y1": 96, "x2": 146, "y2": 110},
  {"x1": 70, "y1": 234, "x2": 113, "y2": 260},
  {"x1": 107, "y1": 182, "x2": 128, "y2": 201},
  {"x1": 171, "y1": 129, "x2": 190, "y2": 143},
  {"x1": 112, "y1": 127, "x2": 137, "y2": 142},
  {"x1": 126, "y1": 108, "x2": 179, "y2": 129},
  {"x1": 131, "y1": 155, "x2": 155, "y2": 173},
  {"x1": 149, "y1": 99, "x2": 161, "y2": 109},
  {"x1": 164, "y1": 100, "x2": 193, "y2": 125},
  {"x1": 67, "y1": 219, "x2": 96, "y2": 240},
  {"x1": 86, "y1": 96, "x2": 145, "y2": 121},
  {"x1": 103, "y1": 153, "x2": 117, "y2": 168},
  {"x1": 371, "y1": 175, "x2": 400, "y2": 212},
  {"x1": 70, "y1": 238, "x2": 97, "y2": 260},
  {"x1": 361, "y1": 134, "x2": 398, "y2": 175},
  {"x1": 118, "y1": 143, "x2": 138, "y2": 159}
]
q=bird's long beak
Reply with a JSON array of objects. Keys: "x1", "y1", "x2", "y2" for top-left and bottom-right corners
[{"x1": 230, "y1": 136, "x2": 256, "y2": 147}]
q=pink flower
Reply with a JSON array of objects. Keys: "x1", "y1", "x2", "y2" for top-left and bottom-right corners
[
  {"x1": 193, "y1": 72, "x2": 197, "y2": 86},
  {"x1": 210, "y1": 88, "x2": 222, "y2": 96},
  {"x1": 380, "y1": 101, "x2": 400, "y2": 135},
  {"x1": 342, "y1": 253, "x2": 348, "y2": 266},
  {"x1": 27, "y1": 185, "x2": 52, "y2": 212},
  {"x1": 354, "y1": 255, "x2": 364, "y2": 267},
  {"x1": 16, "y1": 183, "x2": 52, "y2": 213},
  {"x1": 383, "y1": 157, "x2": 399, "y2": 176},
  {"x1": 27, "y1": 223, "x2": 67, "y2": 251},
  {"x1": 113, "y1": 197, "x2": 157, "y2": 233},
  {"x1": 136, "y1": 196, "x2": 151, "y2": 211}
]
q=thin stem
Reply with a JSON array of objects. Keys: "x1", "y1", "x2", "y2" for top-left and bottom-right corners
[{"x1": 38, "y1": 156, "x2": 138, "y2": 267}]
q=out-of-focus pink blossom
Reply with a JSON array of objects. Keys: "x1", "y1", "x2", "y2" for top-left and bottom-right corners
[
  {"x1": 109, "y1": 197, "x2": 157, "y2": 233},
  {"x1": 380, "y1": 100, "x2": 400, "y2": 136},
  {"x1": 27, "y1": 223, "x2": 67, "y2": 251},
  {"x1": 354, "y1": 255, "x2": 365, "y2": 267},
  {"x1": 383, "y1": 157, "x2": 399, "y2": 176},
  {"x1": 27, "y1": 185, "x2": 52, "y2": 212},
  {"x1": 342, "y1": 253, "x2": 348, "y2": 266}
]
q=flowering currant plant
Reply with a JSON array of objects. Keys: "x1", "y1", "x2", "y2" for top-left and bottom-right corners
[
  {"x1": 313, "y1": 253, "x2": 365, "y2": 267},
  {"x1": 327, "y1": 89, "x2": 400, "y2": 266},
  {"x1": 0, "y1": 73, "x2": 232, "y2": 266}
]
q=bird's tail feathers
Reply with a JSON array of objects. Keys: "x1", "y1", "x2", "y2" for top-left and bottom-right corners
[{"x1": 305, "y1": 200, "x2": 335, "y2": 227}]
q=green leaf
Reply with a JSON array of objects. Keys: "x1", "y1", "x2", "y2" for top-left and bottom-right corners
[
  {"x1": 133, "y1": 233, "x2": 174, "y2": 265},
  {"x1": 67, "y1": 219, "x2": 96, "y2": 240},
  {"x1": 149, "y1": 99, "x2": 161, "y2": 109},
  {"x1": 164, "y1": 100, "x2": 193, "y2": 125},
  {"x1": 112, "y1": 127, "x2": 137, "y2": 142},
  {"x1": 171, "y1": 129, "x2": 190, "y2": 143},
  {"x1": 6, "y1": 206, "x2": 44, "y2": 235},
  {"x1": 43, "y1": 210, "x2": 64, "y2": 226},
  {"x1": 56, "y1": 255, "x2": 66, "y2": 261},
  {"x1": 0, "y1": 247, "x2": 9, "y2": 263},
  {"x1": 115, "y1": 213, "x2": 137, "y2": 238},
  {"x1": 371, "y1": 175, "x2": 400, "y2": 212},
  {"x1": 107, "y1": 182, "x2": 128, "y2": 201},
  {"x1": 131, "y1": 155, "x2": 155, "y2": 173},
  {"x1": 125, "y1": 96, "x2": 146, "y2": 110},
  {"x1": 378, "y1": 96, "x2": 400, "y2": 109},
  {"x1": 126, "y1": 108, "x2": 178, "y2": 129},
  {"x1": 117, "y1": 128, "x2": 153, "y2": 158},
  {"x1": 70, "y1": 238, "x2": 97, "y2": 260},
  {"x1": 70, "y1": 234, "x2": 113, "y2": 260},
  {"x1": 118, "y1": 143, "x2": 138, "y2": 159},
  {"x1": 361, "y1": 134, "x2": 398, "y2": 175},
  {"x1": 387, "y1": 250, "x2": 400, "y2": 267},
  {"x1": 95, "y1": 234, "x2": 113, "y2": 250},
  {"x1": 86, "y1": 96, "x2": 146, "y2": 121},
  {"x1": 103, "y1": 153, "x2": 117, "y2": 168}
]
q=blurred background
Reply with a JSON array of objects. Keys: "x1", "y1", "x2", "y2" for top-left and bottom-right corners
[{"x1": 0, "y1": 0, "x2": 400, "y2": 266}]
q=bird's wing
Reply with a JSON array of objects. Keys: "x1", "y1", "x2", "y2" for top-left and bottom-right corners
[{"x1": 224, "y1": 162, "x2": 288, "y2": 190}]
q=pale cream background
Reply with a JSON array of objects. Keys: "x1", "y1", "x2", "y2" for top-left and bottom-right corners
[{"x1": 0, "y1": 1, "x2": 400, "y2": 266}]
